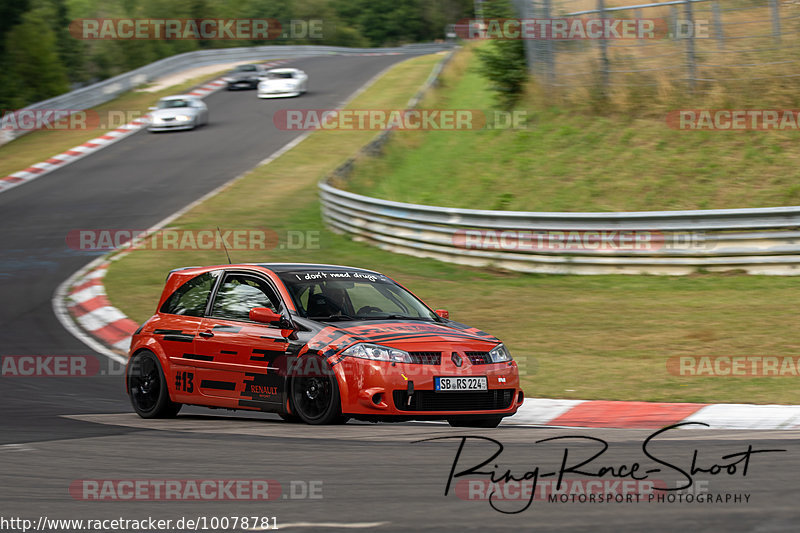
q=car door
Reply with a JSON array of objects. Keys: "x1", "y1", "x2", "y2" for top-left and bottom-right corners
[
  {"x1": 193, "y1": 271, "x2": 290, "y2": 409},
  {"x1": 155, "y1": 271, "x2": 221, "y2": 404}
]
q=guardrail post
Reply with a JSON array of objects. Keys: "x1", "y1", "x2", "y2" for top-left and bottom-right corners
[
  {"x1": 513, "y1": 0, "x2": 537, "y2": 74},
  {"x1": 683, "y1": 0, "x2": 697, "y2": 93},
  {"x1": 635, "y1": 8, "x2": 644, "y2": 48},
  {"x1": 543, "y1": 0, "x2": 555, "y2": 85},
  {"x1": 669, "y1": 6, "x2": 678, "y2": 40},
  {"x1": 712, "y1": 1, "x2": 724, "y2": 50},
  {"x1": 597, "y1": 0, "x2": 610, "y2": 91},
  {"x1": 769, "y1": 0, "x2": 781, "y2": 43}
]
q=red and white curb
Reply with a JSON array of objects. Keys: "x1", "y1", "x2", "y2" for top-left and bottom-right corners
[
  {"x1": 61, "y1": 257, "x2": 138, "y2": 359},
  {"x1": 0, "y1": 60, "x2": 288, "y2": 196},
  {"x1": 503, "y1": 398, "x2": 800, "y2": 430}
]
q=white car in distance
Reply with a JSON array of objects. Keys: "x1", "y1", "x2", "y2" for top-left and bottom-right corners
[{"x1": 257, "y1": 68, "x2": 308, "y2": 98}]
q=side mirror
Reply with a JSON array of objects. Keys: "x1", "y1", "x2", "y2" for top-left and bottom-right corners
[
  {"x1": 249, "y1": 307, "x2": 282, "y2": 325},
  {"x1": 435, "y1": 309, "x2": 449, "y2": 319}
]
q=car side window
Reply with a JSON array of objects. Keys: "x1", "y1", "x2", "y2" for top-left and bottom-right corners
[
  {"x1": 160, "y1": 272, "x2": 216, "y2": 316},
  {"x1": 211, "y1": 274, "x2": 280, "y2": 321}
]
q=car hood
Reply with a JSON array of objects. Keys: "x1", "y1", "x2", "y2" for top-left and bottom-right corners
[
  {"x1": 150, "y1": 107, "x2": 198, "y2": 119},
  {"x1": 260, "y1": 78, "x2": 299, "y2": 88},
  {"x1": 304, "y1": 320, "x2": 501, "y2": 355}
]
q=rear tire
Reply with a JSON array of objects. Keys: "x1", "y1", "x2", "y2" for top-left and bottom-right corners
[
  {"x1": 127, "y1": 350, "x2": 181, "y2": 419},
  {"x1": 447, "y1": 417, "x2": 502, "y2": 428}
]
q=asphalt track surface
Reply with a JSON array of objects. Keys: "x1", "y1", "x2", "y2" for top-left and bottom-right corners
[{"x1": 0, "y1": 52, "x2": 797, "y2": 532}]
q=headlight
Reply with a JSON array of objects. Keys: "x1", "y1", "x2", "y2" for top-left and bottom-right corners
[
  {"x1": 489, "y1": 343, "x2": 512, "y2": 363},
  {"x1": 175, "y1": 115, "x2": 192, "y2": 122},
  {"x1": 342, "y1": 343, "x2": 412, "y2": 363}
]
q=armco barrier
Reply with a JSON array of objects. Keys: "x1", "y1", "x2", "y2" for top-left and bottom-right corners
[
  {"x1": 317, "y1": 49, "x2": 800, "y2": 276},
  {"x1": 318, "y1": 184, "x2": 800, "y2": 275},
  {"x1": 1, "y1": 43, "x2": 451, "y2": 145}
]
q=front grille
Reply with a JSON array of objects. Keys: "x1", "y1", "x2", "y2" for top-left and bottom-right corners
[
  {"x1": 408, "y1": 351, "x2": 441, "y2": 365},
  {"x1": 393, "y1": 389, "x2": 514, "y2": 412},
  {"x1": 466, "y1": 351, "x2": 491, "y2": 365}
]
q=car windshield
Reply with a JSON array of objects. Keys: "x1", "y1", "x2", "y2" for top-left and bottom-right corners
[
  {"x1": 277, "y1": 270, "x2": 437, "y2": 321},
  {"x1": 236, "y1": 65, "x2": 257, "y2": 72},
  {"x1": 157, "y1": 99, "x2": 190, "y2": 109},
  {"x1": 266, "y1": 72, "x2": 295, "y2": 79}
]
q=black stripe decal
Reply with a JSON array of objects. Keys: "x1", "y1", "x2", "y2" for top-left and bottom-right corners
[
  {"x1": 182, "y1": 353, "x2": 213, "y2": 361},
  {"x1": 362, "y1": 331, "x2": 481, "y2": 343},
  {"x1": 250, "y1": 348, "x2": 283, "y2": 362},
  {"x1": 200, "y1": 380, "x2": 236, "y2": 391},
  {"x1": 238, "y1": 399, "x2": 271, "y2": 410},
  {"x1": 220, "y1": 350, "x2": 237, "y2": 355},
  {"x1": 154, "y1": 329, "x2": 183, "y2": 335},
  {"x1": 163, "y1": 334, "x2": 194, "y2": 343}
]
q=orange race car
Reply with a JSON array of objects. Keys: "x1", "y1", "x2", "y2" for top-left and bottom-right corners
[{"x1": 126, "y1": 264, "x2": 522, "y2": 427}]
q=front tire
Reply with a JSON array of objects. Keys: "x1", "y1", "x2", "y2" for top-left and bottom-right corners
[
  {"x1": 127, "y1": 350, "x2": 181, "y2": 418},
  {"x1": 289, "y1": 356, "x2": 345, "y2": 425},
  {"x1": 447, "y1": 417, "x2": 502, "y2": 428}
]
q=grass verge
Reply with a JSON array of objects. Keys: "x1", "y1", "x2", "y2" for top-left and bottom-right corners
[
  {"x1": 105, "y1": 51, "x2": 800, "y2": 405},
  {"x1": 344, "y1": 45, "x2": 800, "y2": 212}
]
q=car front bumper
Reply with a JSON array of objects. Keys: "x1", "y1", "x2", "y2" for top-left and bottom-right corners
[
  {"x1": 332, "y1": 356, "x2": 522, "y2": 418},
  {"x1": 147, "y1": 121, "x2": 195, "y2": 131},
  {"x1": 257, "y1": 90, "x2": 301, "y2": 98}
]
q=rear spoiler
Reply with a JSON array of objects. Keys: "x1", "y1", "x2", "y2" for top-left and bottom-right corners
[{"x1": 165, "y1": 266, "x2": 201, "y2": 281}]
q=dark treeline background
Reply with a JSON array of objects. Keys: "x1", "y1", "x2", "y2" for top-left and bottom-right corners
[{"x1": 0, "y1": 0, "x2": 473, "y2": 110}]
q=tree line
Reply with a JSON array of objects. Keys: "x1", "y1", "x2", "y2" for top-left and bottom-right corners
[{"x1": 0, "y1": 0, "x2": 473, "y2": 111}]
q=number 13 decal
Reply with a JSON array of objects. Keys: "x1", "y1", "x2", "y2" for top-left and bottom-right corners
[{"x1": 176, "y1": 371, "x2": 194, "y2": 393}]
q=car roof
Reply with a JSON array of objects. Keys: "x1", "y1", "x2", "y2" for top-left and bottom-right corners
[
  {"x1": 169, "y1": 263, "x2": 381, "y2": 276},
  {"x1": 266, "y1": 68, "x2": 301, "y2": 74},
  {"x1": 159, "y1": 95, "x2": 197, "y2": 101},
  {"x1": 257, "y1": 263, "x2": 380, "y2": 274}
]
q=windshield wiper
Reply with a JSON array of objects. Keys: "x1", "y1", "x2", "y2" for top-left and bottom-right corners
[
  {"x1": 358, "y1": 314, "x2": 430, "y2": 321},
  {"x1": 308, "y1": 314, "x2": 355, "y2": 322}
]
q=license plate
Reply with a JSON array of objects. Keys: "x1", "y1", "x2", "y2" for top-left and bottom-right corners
[{"x1": 435, "y1": 376, "x2": 487, "y2": 392}]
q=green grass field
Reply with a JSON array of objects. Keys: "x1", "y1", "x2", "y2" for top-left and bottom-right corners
[
  {"x1": 344, "y1": 47, "x2": 800, "y2": 212},
  {"x1": 104, "y1": 51, "x2": 800, "y2": 405}
]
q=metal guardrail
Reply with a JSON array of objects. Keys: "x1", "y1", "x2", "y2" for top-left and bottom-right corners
[
  {"x1": 316, "y1": 43, "x2": 800, "y2": 276},
  {"x1": 1, "y1": 43, "x2": 451, "y2": 145},
  {"x1": 319, "y1": 183, "x2": 800, "y2": 275}
]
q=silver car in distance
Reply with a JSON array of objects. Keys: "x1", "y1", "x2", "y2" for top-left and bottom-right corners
[{"x1": 147, "y1": 95, "x2": 209, "y2": 132}]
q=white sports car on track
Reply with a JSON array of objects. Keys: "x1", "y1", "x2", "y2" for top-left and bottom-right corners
[
  {"x1": 147, "y1": 95, "x2": 208, "y2": 132},
  {"x1": 257, "y1": 68, "x2": 308, "y2": 98}
]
